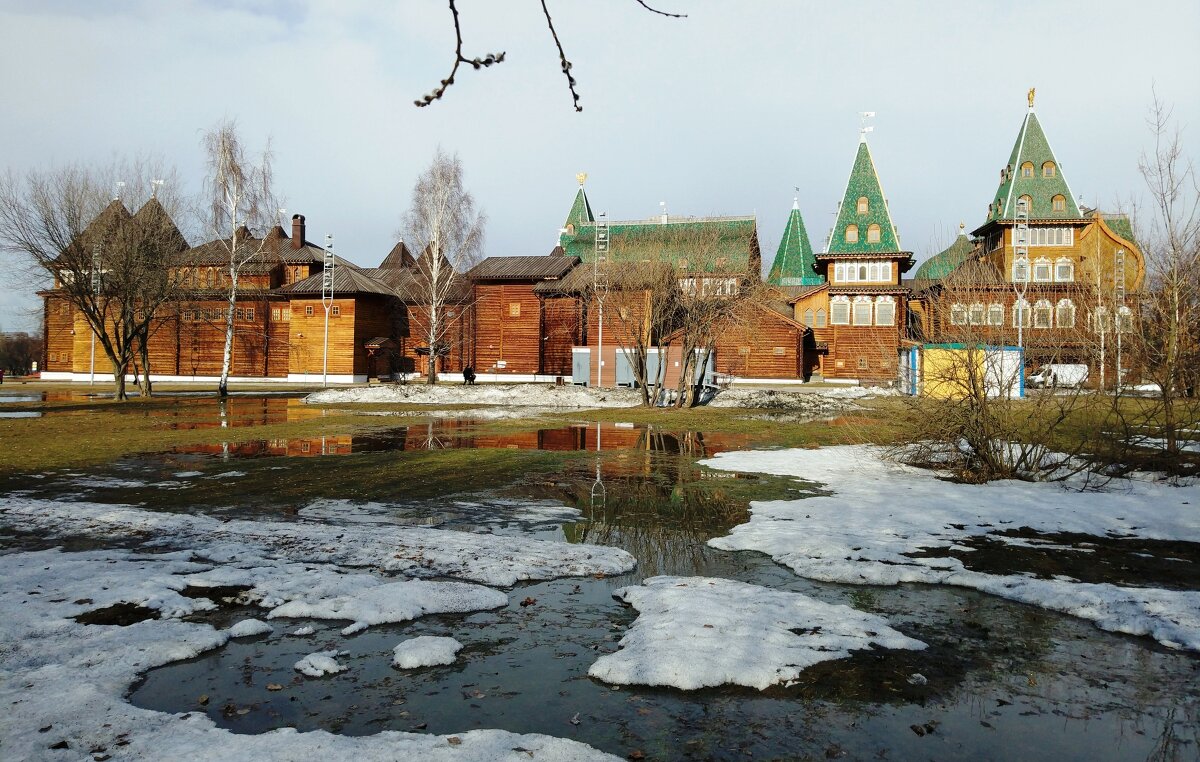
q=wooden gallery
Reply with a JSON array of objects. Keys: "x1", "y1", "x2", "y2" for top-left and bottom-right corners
[{"x1": 39, "y1": 99, "x2": 1144, "y2": 388}]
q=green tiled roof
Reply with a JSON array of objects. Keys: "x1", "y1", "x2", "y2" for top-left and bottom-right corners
[
  {"x1": 825, "y1": 139, "x2": 902, "y2": 255},
  {"x1": 1099, "y1": 213, "x2": 1136, "y2": 244},
  {"x1": 564, "y1": 187, "x2": 594, "y2": 229},
  {"x1": 988, "y1": 111, "x2": 1082, "y2": 222},
  {"x1": 913, "y1": 231, "x2": 973, "y2": 281},
  {"x1": 559, "y1": 216, "x2": 760, "y2": 273},
  {"x1": 767, "y1": 201, "x2": 822, "y2": 286}
]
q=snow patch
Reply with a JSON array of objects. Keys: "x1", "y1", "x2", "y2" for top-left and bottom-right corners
[
  {"x1": 392, "y1": 636, "x2": 463, "y2": 668},
  {"x1": 307, "y1": 383, "x2": 642, "y2": 409},
  {"x1": 227, "y1": 618, "x2": 272, "y2": 638},
  {"x1": 291, "y1": 625, "x2": 316, "y2": 636},
  {"x1": 294, "y1": 649, "x2": 348, "y2": 677},
  {"x1": 589, "y1": 576, "x2": 925, "y2": 690},
  {"x1": 703, "y1": 445, "x2": 1200, "y2": 651}
]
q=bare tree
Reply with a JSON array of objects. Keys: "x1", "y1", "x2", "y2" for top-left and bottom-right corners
[
  {"x1": 0, "y1": 331, "x2": 42, "y2": 376},
  {"x1": 200, "y1": 120, "x2": 278, "y2": 398},
  {"x1": 0, "y1": 160, "x2": 186, "y2": 400},
  {"x1": 400, "y1": 149, "x2": 484, "y2": 385},
  {"x1": 896, "y1": 257, "x2": 1117, "y2": 482},
  {"x1": 1128, "y1": 96, "x2": 1200, "y2": 469}
]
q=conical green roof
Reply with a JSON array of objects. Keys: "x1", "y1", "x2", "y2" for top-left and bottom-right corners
[
  {"x1": 914, "y1": 229, "x2": 973, "y2": 281},
  {"x1": 826, "y1": 139, "x2": 902, "y2": 254},
  {"x1": 988, "y1": 110, "x2": 1081, "y2": 222},
  {"x1": 563, "y1": 186, "x2": 594, "y2": 230},
  {"x1": 767, "y1": 200, "x2": 821, "y2": 286}
]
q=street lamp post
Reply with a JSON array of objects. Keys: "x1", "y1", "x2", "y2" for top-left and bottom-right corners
[{"x1": 321, "y1": 235, "x2": 335, "y2": 387}]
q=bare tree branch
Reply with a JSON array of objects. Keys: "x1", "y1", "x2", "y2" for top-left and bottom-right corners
[
  {"x1": 414, "y1": 0, "x2": 506, "y2": 108},
  {"x1": 540, "y1": 0, "x2": 582, "y2": 112},
  {"x1": 633, "y1": 0, "x2": 687, "y2": 19}
]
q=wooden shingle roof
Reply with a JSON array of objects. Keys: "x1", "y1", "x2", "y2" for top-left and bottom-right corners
[{"x1": 468, "y1": 254, "x2": 580, "y2": 282}]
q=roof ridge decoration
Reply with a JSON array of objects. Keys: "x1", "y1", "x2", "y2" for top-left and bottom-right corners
[
  {"x1": 767, "y1": 200, "x2": 822, "y2": 286},
  {"x1": 990, "y1": 97, "x2": 1082, "y2": 223},
  {"x1": 825, "y1": 138, "x2": 902, "y2": 255}
]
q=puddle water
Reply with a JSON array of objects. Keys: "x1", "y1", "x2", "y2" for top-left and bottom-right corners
[{"x1": 3, "y1": 395, "x2": 1198, "y2": 759}]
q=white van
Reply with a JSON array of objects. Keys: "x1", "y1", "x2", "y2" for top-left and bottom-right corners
[{"x1": 1028, "y1": 364, "x2": 1088, "y2": 388}]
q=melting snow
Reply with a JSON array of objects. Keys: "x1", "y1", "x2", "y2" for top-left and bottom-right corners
[
  {"x1": 703, "y1": 445, "x2": 1200, "y2": 650},
  {"x1": 307, "y1": 383, "x2": 642, "y2": 408},
  {"x1": 589, "y1": 576, "x2": 925, "y2": 690},
  {"x1": 294, "y1": 650, "x2": 348, "y2": 677},
  {"x1": 227, "y1": 618, "x2": 272, "y2": 638},
  {"x1": 392, "y1": 636, "x2": 463, "y2": 668}
]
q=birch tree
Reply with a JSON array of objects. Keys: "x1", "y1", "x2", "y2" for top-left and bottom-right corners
[
  {"x1": 201, "y1": 120, "x2": 278, "y2": 397},
  {"x1": 399, "y1": 149, "x2": 484, "y2": 385}
]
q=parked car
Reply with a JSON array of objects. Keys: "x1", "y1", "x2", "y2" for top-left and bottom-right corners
[{"x1": 1028, "y1": 364, "x2": 1089, "y2": 388}]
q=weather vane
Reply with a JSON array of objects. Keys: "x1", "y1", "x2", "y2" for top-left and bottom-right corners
[
  {"x1": 576, "y1": 172, "x2": 587, "y2": 186},
  {"x1": 1028, "y1": 87, "x2": 1036, "y2": 109}
]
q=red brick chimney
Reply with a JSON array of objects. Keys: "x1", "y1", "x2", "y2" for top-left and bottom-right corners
[{"x1": 291, "y1": 214, "x2": 305, "y2": 250}]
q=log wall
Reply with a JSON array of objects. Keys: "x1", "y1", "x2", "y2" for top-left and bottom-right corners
[{"x1": 475, "y1": 283, "x2": 542, "y2": 374}]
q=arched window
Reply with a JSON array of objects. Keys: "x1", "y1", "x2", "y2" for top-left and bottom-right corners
[
  {"x1": 1056, "y1": 299, "x2": 1076, "y2": 328},
  {"x1": 845, "y1": 225, "x2": 859, "y2": 243},
  {"x1": 1012, "y1": 258, "x2": 1030, "y2": 283},
  {"x1": 815, "y1": 308, "x2": 827, "y2": 328},
  {"x1": 1013, "y1": 298, "x2": 1031, "y2": 328},
  {"x1": 830, "y1": 296, "x2": 850, "y2": 325},
  {"x1": 997, "y1": 199, "x2": 1005, "y2": 217},
  {"x1": 867, "y1": 224, "x2": 881, "y2": 243},
  {"x1": 987, "y1": 303, "x2": 1004, "y2": 326},
  {"x1": 875, "y1": 296, "x2": 895, "y2": 326},
  {"x1": 857, "y1": 197, "x2": 869, "y2": 214},
  {"x1": 1092, "y1": 305, "x2": 1109, "y2": 333},
  {"x1": 565, "y1": 223, "x2": 575, "y2": 235},
  {"x1": 852, "y1": 296, "x2": 873, "y2": 326},
  {"x1": 1055, "y1": 257, "x2": 1074, "y2": 282},
  {"x1": 1042, "y1": 161, "x2": 1056, "y2": 178},
  {"x1": 969, "y1": 303, "x2": 985, "y2": 325},
  {"x1": 950, "y1": 303, "x2": 968, "y2": 326},
  {"x1": 834, "y1": 262, "x2": 846, "y2": 282},
  {"x1": 1052, "y1": 195, "x2": 1066, "y2": 212},
  {"x1": 1021, "y1": 162, "x2": 1035, "y2": 178},
  {"x1": 1033, "y1": 299, "x2": 1053, "y2": 328},
  {"x1": 803, "y1": 308, "x2": 814, "y2": 327},
  {"x1": 1018, "y1": 194, "x2": 1033, "y2": 214},
  {"x1": 858, "y1": 263, "x2": 868, "y2": 280}
]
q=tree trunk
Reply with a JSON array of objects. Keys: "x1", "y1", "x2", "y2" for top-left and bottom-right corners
[
  {"x1": 219, "y1": 270, "x2": 238, "y2": 398},
  {"x1": 110, "y1": 356, "x2": 128, "y2": 402}
]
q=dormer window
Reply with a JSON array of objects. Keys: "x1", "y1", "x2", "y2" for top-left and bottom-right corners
[
  {"x1": 1052, "y1": 194, "x2": 1066, "y2": 212},
  {"x1": 866, "y1": 224, "x2": 881, "y2": 243},
  {"x1": 1018, "y1": 195, "x2": 1033, "y2": 215},
  {"x1": 1042, "y1": 161, "x2": 1056, "y2": 178},
  {"x1": 845, "y1": 225, "x2": 859, "y2": 243},
  {"x1": 856, "y1": 197, "x2": 869, "y2": 214},
  {"x1": 1021, "y1": 162, "x2": 1034, "y2": 178}
]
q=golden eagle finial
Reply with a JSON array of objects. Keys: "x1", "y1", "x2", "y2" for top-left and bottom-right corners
[
  {"x1": 576, "y1": 172, "x2": 587, "y2": 186},
  {"x1": 1027, "y1": 87, "x2": 1036, "y2": 109}
]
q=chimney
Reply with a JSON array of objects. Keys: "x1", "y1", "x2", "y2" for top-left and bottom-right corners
[{"x1": 291, "y1": 214, "x2": 305, "y2": 250}]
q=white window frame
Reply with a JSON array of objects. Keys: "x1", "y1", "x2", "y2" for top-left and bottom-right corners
[
  {"x1": 1029, "y1": 227, "x2": 1074, "y2": 247},
  {"x1": 846, "y1": 225, "x2": 859, "y2": 243},
  {"x1": 1012, "y1": 258, "x2": 1029, "y2": 283},
  {"x1": 852, "y1": 296, "x2": 873, "y2": 326},
  {"x1": 1055, "y1": 299, "x2": 1076, "y2": 328},
  {"x1": 987, "y1": 303, "x2": 1004, "y2": 326},
  {"x1": 950, "y1": 303, "x2": 968, "y2": 326},
  {"x1": 875, "y1": 296, "x2": 895, "y2": 326},
  {"x1": 1032, "y1": 258, "x2": 1053, "y2": 283},
  {"x1": 1055, "y1": 258, "x2": 1074, "y2": 282},
  {"x1": 867, "y1": 224, "x2": 881, "y2": 244},
  {"x1": 1013, "y1": 299, "x2": 1031, "y2": 328},
  {"x1": 830, "y1": 296, "x2": 851, "y2": 325},
  {"x1": 1116, "y1": 306, "x2": 1133, "y2": 333},
  {"x1": 815, "y1": 309, "x2": 826, "y2": 328},
  {"x1": 1033, "y1": 299, "x2": 1053, "y2": 329},
  {"x1": 968, "y1": 303, "x2": 985, "y2": 326}
]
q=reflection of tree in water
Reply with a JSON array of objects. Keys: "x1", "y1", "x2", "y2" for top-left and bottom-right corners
[{"x1": 558, "y1": 426, "x2": 751, "y2": 579}]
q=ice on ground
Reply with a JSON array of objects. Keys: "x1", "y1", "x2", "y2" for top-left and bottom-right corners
[
  {"x1": 295, "y1": 650, "x2": 348, "y2": 677},
  {"x1": 307, "y1": 383, "x2": 642, "y2": 409},
  {"x1": 588, "y1": 576, "x2": 925, "y2": 691},
  {"x1": 227, "y1": 618, "x2": 272, "y2": 638},
  {"x1": 292, "y1": 625, "x2": 316, "y2": 636},
  {"x1": 71, "y1": 476, "x2": 148, "y2": 489},
  {"x1": 267, "y1": 577, "x2": 507, "y2": 635},
  {"x1": 703, "y1": 445, "x2": 1200, "y2": 651},
  {"x1": 392, "y1": 636, "x2": 463, "y2": 668},
  {"x1": 173, "y1": 470, "x2": 204, "y2": 478},
  {"x1": 0, "y1": 548, "x2": 621, "y2": 761},
  {"x1": 0, "y1": 497, "x2": 636, "y2": 586}
]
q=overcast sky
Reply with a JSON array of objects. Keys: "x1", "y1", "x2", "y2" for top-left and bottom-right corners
[{"x1": 2, "y1": 0, "x2": 1197, "y2": 332}]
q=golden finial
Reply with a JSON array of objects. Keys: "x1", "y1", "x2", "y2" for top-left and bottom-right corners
[
  {"x1": 576, "y1": 172, "x2": 587, "y2": 186},
  {"x1": 959, "y1": 221, "x2": 966, "y2": 234},
  {"x1": 1027, "y1": 87, "x2": 1036, "y2": 109}
]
